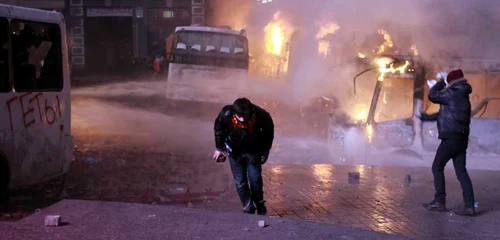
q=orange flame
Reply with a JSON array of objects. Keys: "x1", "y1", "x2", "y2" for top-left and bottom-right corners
[
  {"x1": 377, "y1": 57, "x2": 410, "y2": 81},
  {"x1": 264, "y1": 12, "x2": 292, "y2": 56},
  {"x1": 411, "y1": 44, "x2": 419, "y2": 56},
  {"x1": 315, "y1": 22, "x2": 339, "y2": 59},
  {"x1": 376, "y1": 29, "x2": 393, "y2": 54}
]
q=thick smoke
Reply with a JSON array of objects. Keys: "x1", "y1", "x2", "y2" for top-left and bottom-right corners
[{"x1": 209, "y1": 0, "x2": 500, "y2": 118}]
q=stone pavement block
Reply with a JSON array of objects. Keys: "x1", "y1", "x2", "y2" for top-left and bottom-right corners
[{"x1": 44, "y1": 215, "x2": 61, "y2": 227}]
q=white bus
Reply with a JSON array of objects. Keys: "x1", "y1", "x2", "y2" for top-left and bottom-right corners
[
  {"x1": 165, "y1": 26, "x2": 249, "y2": 104},
  {"x1": 0, "y1": 4, "x2": 73, "y2": 209}
]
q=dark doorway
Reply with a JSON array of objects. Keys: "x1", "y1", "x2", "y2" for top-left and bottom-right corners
[
  {"x1": 85, "y1": 17, "x2": 133, "y2": 74},
  {"x1": 148, "y1": 25, "x2": 176, "y2": 57}
]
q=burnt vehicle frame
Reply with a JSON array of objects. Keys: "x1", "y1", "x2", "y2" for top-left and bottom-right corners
[{"x1": 327, "y1": 55, "x2": 500, "y2": 170}]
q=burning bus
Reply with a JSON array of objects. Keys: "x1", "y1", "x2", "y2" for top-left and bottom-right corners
[
  {"x1": 164, "y1": 26, "x2": 249, "y2": 104},
  {"x1": 327, "y1": 54, "x2": 500, "y2": 170}
]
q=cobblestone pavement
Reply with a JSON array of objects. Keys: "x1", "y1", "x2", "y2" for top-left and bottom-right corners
[
  {"x1": 0, "y1": 200, "x2": 409, "y2": 240},
  {"x1": 202, "y1": 164, "x2": 500, "y2": 239},
  {"x1": 4, "y1": 80, "x2": 499, "y2": 240}
]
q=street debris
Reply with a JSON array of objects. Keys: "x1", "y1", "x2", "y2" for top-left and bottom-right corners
[
  {"x1": 404, "y1": 174, "x2": 411, "y2": 184},
  {"x1": 258, "y1": 220, "x2": 267, "y2": 228},
  {"x1": 45, "y1": 215, "x2": 62, "y2": 227},
  {"x1": 244, "y1": 227, "x2": 251, "y2": 231},
  {"x1": 348, "y1": 172, "x2": 360, "y2": 184},
  {"x1": 187, "y1": 202, "x2": 195, "y2": 208}
]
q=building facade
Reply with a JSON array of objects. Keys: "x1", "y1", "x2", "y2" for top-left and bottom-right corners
[
  {"x1": 68, "y1": 0, "x2": 208, "y2": 74},
  {"x1": 4, "y1": 0, "x2": 210, "y2": 74}
]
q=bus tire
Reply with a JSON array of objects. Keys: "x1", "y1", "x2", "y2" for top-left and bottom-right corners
[{"x1": 0, "y1": 153, "x2": 10, "y2": 213}]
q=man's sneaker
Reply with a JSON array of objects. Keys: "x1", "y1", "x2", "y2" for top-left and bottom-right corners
[
  {"x1": 422, "y1": 199, "x2": 447, "y2": 212},
  {"x1": 454, "y1": 206, "x2": 476, "y2": 216},
  {"x1": 256, "y1": 200, "x2": 267, "y2": 215},
  {"x1": 243, "y1": 202, "x2": 256, "y2": 214}
]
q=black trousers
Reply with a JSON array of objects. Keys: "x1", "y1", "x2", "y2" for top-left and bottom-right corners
[
  {"x1": 229, "y1": 154, "x2": 264, "y2": 207},
  {"x1": 432, "y1": 139, "x2": 475, "y2": 208}
]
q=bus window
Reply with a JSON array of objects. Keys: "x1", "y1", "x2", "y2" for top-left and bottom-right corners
[
  {"x1": 220, "y1": 35, "x2": 232, "y2": 54},
  {"x1": 234, "y1": 36, "x2": 246, "y2": 55},
  {"x1": 0, "y1": 17, "x2": 9, "y2": 92},
  {"x1": 374, "y1": 78, "x2": 414, "y2": 122},
  {"x1": 10, "y1": 20, "x2": 63, "y2": 92}
]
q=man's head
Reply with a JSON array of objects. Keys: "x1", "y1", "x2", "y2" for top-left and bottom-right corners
[
  {"x1": 445, "y1": 69, "x2": 464, "y2": 86},
  {"x1": 232, "y1": 97, "x2": 253, "y2": 122}
]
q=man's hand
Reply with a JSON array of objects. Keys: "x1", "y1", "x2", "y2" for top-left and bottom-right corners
[
  {"x1": 261, "y1": 151, "x2": 270, "y2": 164},
  {"x1": 213, "y1": 150, "x2": 224, "y2": 162}
]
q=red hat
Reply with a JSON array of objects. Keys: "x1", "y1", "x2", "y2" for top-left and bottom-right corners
[{"x1": 446, "y1": 69, "x2": 464, "y2": 83}]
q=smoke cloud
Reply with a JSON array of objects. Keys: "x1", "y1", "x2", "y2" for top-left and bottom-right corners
[{"x1": 209, "y1": 0, "x2": 500, "y2": 118}]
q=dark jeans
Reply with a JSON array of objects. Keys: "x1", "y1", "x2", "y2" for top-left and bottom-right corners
[
  {"x1": 229, "y1": 154, "x2": 264, "y2": 207},
  {"x1": 432, "y1": 139, "x2": 475, "y2": 208}
]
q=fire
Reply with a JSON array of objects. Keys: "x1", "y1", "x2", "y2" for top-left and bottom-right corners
[
  {"x1": 376, "y1": 29, "x2": 393, "y2": 54},
  {"x1": 356, "y1": 109, "x2": 367, "y2": 122},
  {"x1": 264, "y1": 11, "x2": 291, "y2": 56},
  {"x1": 366, "y1": 124, "x2": 374, "y2": 142},
  {"x1": 377, "y1": 57, "x2": 410, "y2": 81},
  {"x1": 318, "y1": 42, "x2": 330, "y2": 59},
  {"x1": 259, "y1": 11, "x2": 294, "y2": 77},
  {"x1": 315, "y1": 22, "x2": 339, "y2": 59},
  {"x1": 410, "y1": 44, "x2": 419, "y2": 56},
  {"x1": 316, "y1": 22, "x2": 339, "y2": 40},
  {"x1": 270, "y1": 24, "x2": 284, "y2": 55}
]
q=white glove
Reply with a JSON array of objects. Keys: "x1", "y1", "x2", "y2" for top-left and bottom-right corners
[
  {"x1": 427, "y1": 79, "x2": 437, "y2": 88},
  {"x1": 436, "y1": 71, "x2": 447, "y2": 81}
]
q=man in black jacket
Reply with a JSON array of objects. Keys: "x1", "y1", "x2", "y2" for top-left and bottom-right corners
[
  {"x1": 213, "y1": 98, "x2": 274, "y2": 215},
  {"x1": 419, "y1": 69, "x2": 476, "y2": 216}
]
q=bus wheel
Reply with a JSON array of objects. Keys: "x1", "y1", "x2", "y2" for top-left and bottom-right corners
[{"x1": 0, "y1": 156, "x2": 10, "y2": 213}]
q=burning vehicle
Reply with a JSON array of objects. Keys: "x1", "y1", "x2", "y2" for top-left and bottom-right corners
[{"x1": 327, "y1": 54, "x2": 500, "y2": 170}]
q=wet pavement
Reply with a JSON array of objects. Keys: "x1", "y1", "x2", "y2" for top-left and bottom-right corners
[
  {"x1": 202, "y1": 164, "x2": 500, "y2": 239},
  {"x1": 0, "y1": 199, "x2": 409, "y2": 240},
  {"x1": 3, "y1": 79, "x2": 500, "y2": 239}
]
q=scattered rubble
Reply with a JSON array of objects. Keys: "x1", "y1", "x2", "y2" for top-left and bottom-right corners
[
  {"x1": 348, "y1": 172, "x2": 360, "y2": 184},
  {"x1": 404, "y1": 174, "x2": 411, "y2": 184},
  {"x1": 258, "y1": 220, "x2": 267, "y2": 228},
  {"x1": 45, "y1": 215, "x2": 62, "y2": 227}
]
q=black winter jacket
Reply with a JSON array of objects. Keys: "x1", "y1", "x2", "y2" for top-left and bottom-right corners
[
  {"x1": 214, "y1": 104, "x2": 274, "y2": 157},
  {"x1": 421, "y1": 78, "x2": 472, "y2": 140}
]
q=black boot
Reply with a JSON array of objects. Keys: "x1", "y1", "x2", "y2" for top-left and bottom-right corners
[
  {"x1": 422, "y1": 199, "x2": 447, "y2": 212},
  {"x1": 256, "y1": 200, "x2": 267, "y2": 215},
  {"x1": 243, "y1": 201, "x2": 256, "y2": 214},
  {"x1": 454, "y1": 206, "x2": 476, "y2": 216}
]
